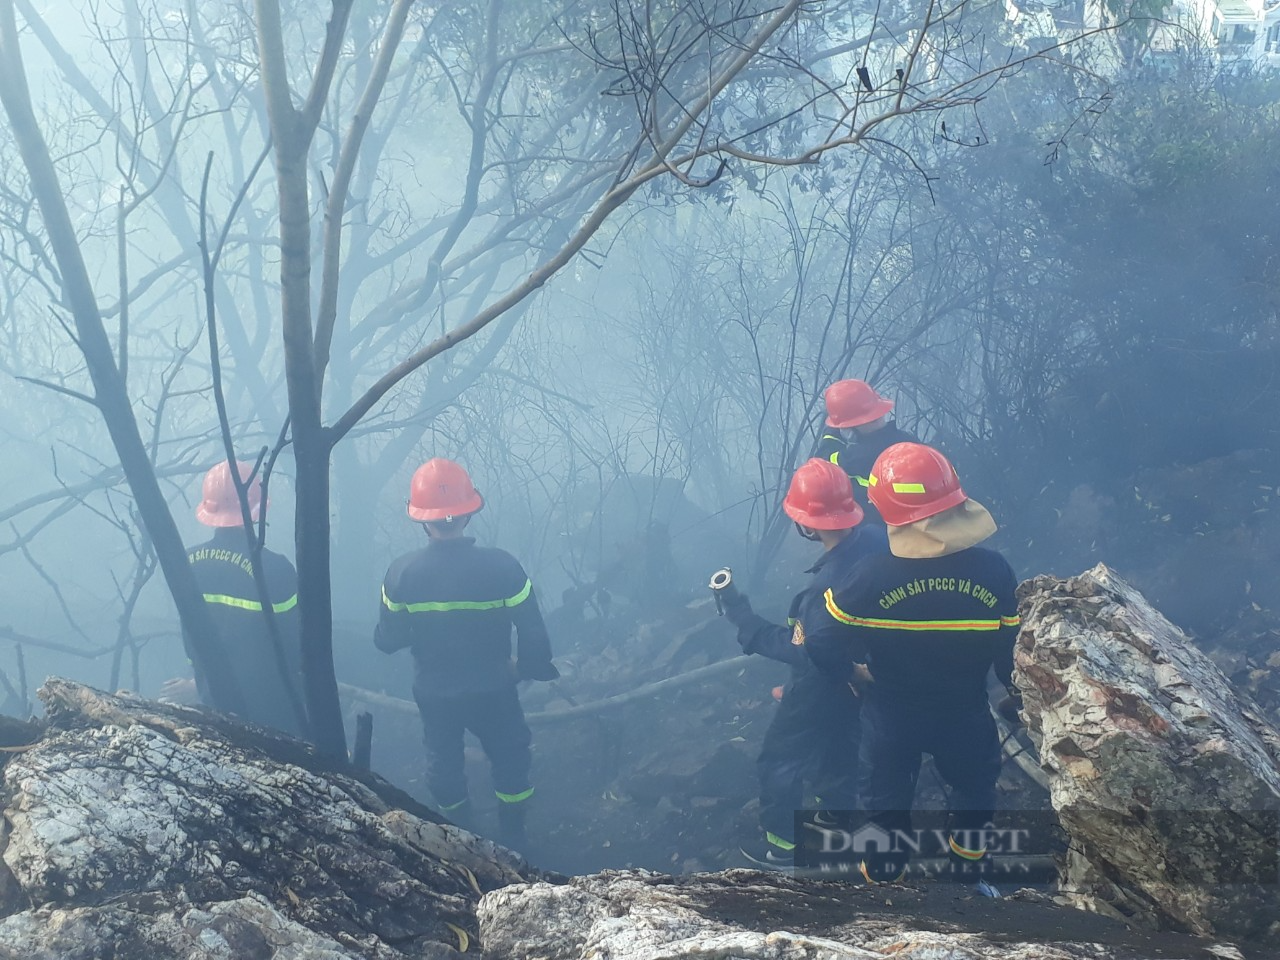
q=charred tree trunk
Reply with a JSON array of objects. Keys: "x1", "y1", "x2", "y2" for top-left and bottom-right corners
[
  {"x1": 253, "y1": 0, "x2": 355, "y2": 758},
  {"x1": 293, "y1": 435, "x2": 346, "y2": 757},
  {"x1": 277, "y1": 144, "x2": 346, "y2": 755},
  {"x1": 272, "y1": 136, "x2": 343, "y2": 755}
]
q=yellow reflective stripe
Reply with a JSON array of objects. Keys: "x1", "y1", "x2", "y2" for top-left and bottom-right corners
[
  {"x1": 203, "y1": 593, "x2": 297, "y2": 613},
  {"x1": 382, "y1": 579, "x2": 532, "y2": 614},
  {"x1": 824, "y1": 590, "x2": 1009, "y2": 631},
  {"x1": 949, "y1": 835, "x2": 987, "y2": 860},
  {"x1": 766, "y1": 832, "x2": 796, "y2": 851},
  {"x1": 867, "y1": 473, "x2": 879, "y2": 486},
  {"x1": 891, "y1": 482, "x2": 926, "y2": 493},
  {"x1": 439, "y1": 797, "x2": 469, "y2": 812},
  {"x1": 1001, "y1": 615, "x2": 1021, "y2": 627},
  {"x1": 506, "y1": 579, "x2": 532, "y2": 606},
  {"x1": 855, "y1": 475, "x2": 871, "y2": 487},
  {"x1": 786, "y1": 617, "x2": 798, "y2": 627},
  {"x1": 825, "y1": 589, "x2": 858, "y2": 624},
  {"x1": 821, "y1": 435, "x2": 842, "y2": 464},
  {"x1": 495, "y1": 787, "x2": 534, "y2": 803},
  {"x1": 859, "y1": 861, "x2": 906, "y2": 883}
]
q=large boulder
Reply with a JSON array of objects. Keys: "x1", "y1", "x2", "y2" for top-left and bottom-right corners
[
  {"x1": 0, "y1": 679, "x2": 537, "y2": 958},
  {"x1": 1016, "y1": 564, "x2": 1280, "y2": 939},
  {"x1": 477, "y1": 869, "x2": 1232, "y2": 959}
]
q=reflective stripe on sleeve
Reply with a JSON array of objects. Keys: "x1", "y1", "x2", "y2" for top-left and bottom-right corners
[
  {"x1": 382, "y1": 579, "x2": 533, "y2": 614},
  {"x1": 203, "y1": 593, "x2": 298, "y2": 613},
  {"x1": 824, "y1": 589, "x2": 1010, "y2": 631}
]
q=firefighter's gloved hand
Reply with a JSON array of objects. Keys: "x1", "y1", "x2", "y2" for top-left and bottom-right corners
[
  {"x1": 997, "y1": 693, "x2": 1024, "y2": 726},
  {"x1": 848, "y1": 662, "x2": 875, "y2": 697},
  {"x1": 719, "y1": 590, "x2": 753, "y2": 626},
  {"x1": 518, "y1": 660, "x2": 560, "y2": 682}
]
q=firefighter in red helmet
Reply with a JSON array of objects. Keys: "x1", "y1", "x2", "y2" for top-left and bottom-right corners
[
  {"x1": 714, "y1": 458, "x2": 888, "y2": 869},
  {"x1": 805, "y1": 443, "x2": 1020, "y2": 895},
  {"x1": 375, "y1": 458, "x2": 558, "y2": 851},
  {"x1": 176, "y1": 460, "x2": 306, "y2": 737},
  {"x1": 815, "y1": 380, "x2": 918, "y2": 516}
]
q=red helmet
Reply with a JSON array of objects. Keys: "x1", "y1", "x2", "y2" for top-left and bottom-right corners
[
  {"x1": 783, "y1": 458, "x2": 864, "y2": 530},
  {"x1": 196, "y1": 460, "x2": 265, "y2": 528},
  {"x1": 408, "y1": 458, "x2": 484, "y2": 522},
  {"x1": 824, "y1": 379, "x2": 894, "y2": 428},
  {"x1": 868, "y1": 443, "x2": 968, "y2": 526}
]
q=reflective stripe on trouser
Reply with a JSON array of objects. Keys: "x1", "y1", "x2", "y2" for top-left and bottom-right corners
[
  {"x1": 757, "y1": 673, "x2": 861, "y2": 845},
  {"x1": 496, "y1": 786, "x2": 534, "y2": 803},
  {"x1": 414, "y1": 684, "x2": 533, "y2": 815},
  {"x1": 858, "y1": 695, "x2": 999, "y2": 880},
  {"x1": 949, "y1": 833, "x2": 987, "y2": 861},
  {"x1": 766, "y1": 832, "x2": 795, "y2": 852},
  {"x1": 859, "y1": 860, "x2": 906, "y2": 884}
]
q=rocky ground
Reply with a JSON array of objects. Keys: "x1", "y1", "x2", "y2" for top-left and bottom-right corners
[
  {"x1": 0, "y1": 680, "x2": 537, "y2": 958},
  {"x1": 477, "y1": 871, "x2": 1243, "y2": 960},
  {"x1": 0, "y1": 676, "x2": 1261, "y2": 959}
]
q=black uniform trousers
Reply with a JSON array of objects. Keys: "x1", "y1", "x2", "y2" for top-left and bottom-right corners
[
  {"x1": 414, "y1": 685, "x2": 533, "y2": 812},
  {"x1": 857, "y1": 694, "x2": 1000, "y2": 880},
  {"x1": 758, "y1": 673, "x2": 861, "y2": 846}
]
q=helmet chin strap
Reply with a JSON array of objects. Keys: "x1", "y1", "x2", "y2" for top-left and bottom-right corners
[{"x1": 794, "y1": 521, "x2": 821, "y2": 542}]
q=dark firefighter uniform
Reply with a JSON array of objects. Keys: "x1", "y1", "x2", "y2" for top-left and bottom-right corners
[
  {"x1": 805, "y1": 546, "x2": 1019, "y2": 879},
  {"x1": 375, "y1": 536, "x2": 555, "y2": 836},
  {"x1": 726, "y1": 524, "x2": 889, "y2": 858},
  {"x1": 816, "y1": 422, "x2": 918, "y2": 511},
  {"x1": 186, "y1": 527, "x2": 306, "y2": 737}
]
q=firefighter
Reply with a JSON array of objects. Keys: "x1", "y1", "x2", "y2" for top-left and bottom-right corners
[
  {"x1": 717, "y1": 458, "x2": 888, "y2": 869},
  {"x1": 815, "y1": 380, "x2": 918, "y2": 515},
  {"x1": 375, "y1": 458, "x2": 558, "y2": 850},
  {"x1": 804, "y1": 443, "x2": 1020, "y2": 896},
  {"x1": 180, "y1": 460, "x2": 306, "y2": 738}
]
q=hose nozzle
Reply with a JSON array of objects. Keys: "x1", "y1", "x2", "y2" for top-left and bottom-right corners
[{"x1": 708, "y1": 567, "x2": 737, "y2": 615}]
